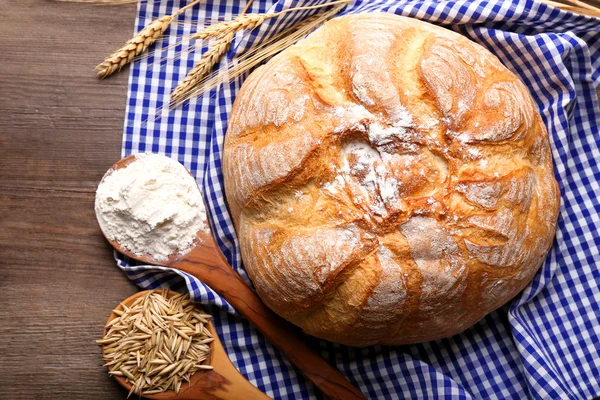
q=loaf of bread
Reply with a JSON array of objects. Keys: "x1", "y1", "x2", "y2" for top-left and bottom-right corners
[{"x1": 223, "y1": 13, "x2": 560, "y2": 346}]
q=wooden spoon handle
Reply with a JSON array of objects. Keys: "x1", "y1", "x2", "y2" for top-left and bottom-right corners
[
  {"x1": 175, "y1": 240, "x2": 366, "y2": 400},
  {"x1": 171, "y1": 325, "x2": 270, "y2": 400}
]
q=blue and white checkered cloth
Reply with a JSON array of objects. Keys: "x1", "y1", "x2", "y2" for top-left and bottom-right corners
[{"x1": 118, "y1": 0, "x2": 600, "y2": 398}]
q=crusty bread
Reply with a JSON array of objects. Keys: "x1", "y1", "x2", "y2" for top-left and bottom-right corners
[{"x1": 222, "y1": 12, "x2": 560, "y2": 346}]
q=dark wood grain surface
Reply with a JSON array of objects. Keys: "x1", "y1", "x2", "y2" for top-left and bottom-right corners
[{"x1": 0, "y1": 1, "x2": 138, "y2": 398}]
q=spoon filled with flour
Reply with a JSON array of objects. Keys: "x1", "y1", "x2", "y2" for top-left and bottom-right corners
[{"x1": 95, "y1": 153, "x2": 209, "y2": 262}]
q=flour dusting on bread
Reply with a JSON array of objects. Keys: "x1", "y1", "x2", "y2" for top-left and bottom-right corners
[{"x1": 223, "y1": 13, "x2": 560, "y2": 346}]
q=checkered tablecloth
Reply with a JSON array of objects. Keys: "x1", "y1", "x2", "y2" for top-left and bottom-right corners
[{"x1": 116, "y1": 0, "x2": 600, "y2": 398}]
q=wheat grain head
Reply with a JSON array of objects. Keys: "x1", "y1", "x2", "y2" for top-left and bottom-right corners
[
  {"x1": 96, "y1": 15, "x2": 174, "y2": 78},
  {"x1": 190, "y1": 14, "x2": 267, "y2": 41},
  {"x1": 170, "y1": 31, "x2": 235, "y2": 102}
]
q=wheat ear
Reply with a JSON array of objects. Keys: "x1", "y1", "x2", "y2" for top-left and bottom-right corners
[
  {"x1": 96, "y1": 15, "x2": 174, "y2": 78},
  {"x1": 95, "y1": 0, "x2": 202, "y2": 78},
  {"x1": 170, "y1": 6, "x2": 265, "y2": 101},
  {"x1": 169, "y1": 2, "x2": 348, "y2": 107},
  {"x1": 169, "y1": 0, "x2": 349, "y2": 99},
  {"x1": 190, "y1": 14, "x2": 267, "y2": 41},
  {"x1": 188, "y1": 0, "x2": 349, "y2": 42},
  {"x1": 171, "y1": 32, "x2": 235, "y2": 102}
]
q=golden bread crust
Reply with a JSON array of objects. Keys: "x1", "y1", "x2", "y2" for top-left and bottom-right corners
[{"x1": 223, "y1": 12, "x2": 560, "y2": 346}]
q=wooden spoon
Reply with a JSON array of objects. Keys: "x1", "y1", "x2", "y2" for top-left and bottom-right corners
[
  {"x1": 97, "y1": 155, "x2": 365, "y2": 400},
  {"x1": 103, "y1": 290, "x2": 269, "y2": 400}
]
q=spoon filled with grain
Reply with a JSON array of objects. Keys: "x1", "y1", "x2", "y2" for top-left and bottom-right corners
[
  {"x1": 99, "y1": 289, "x2": 268, "y2": 399},
  {"x1": 95, "y1": 154, "x2": 365, "y2": 400}
]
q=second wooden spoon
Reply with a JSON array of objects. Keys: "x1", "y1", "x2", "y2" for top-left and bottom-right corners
[{"x1": 103, "y1": 290, "x2": 269, "y2": 400}]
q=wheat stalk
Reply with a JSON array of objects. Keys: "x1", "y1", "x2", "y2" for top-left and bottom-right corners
[
  {"x1": 95, "y1": 0, "x2": 202, "y2": 78},
  {"x1": 188, "y1": 0, "x2": 349, "y2": 42},
  {"x1": 125, "y1": 1, "x2": 254, "y2": 67},
  {"x1": 169, "y1": 15, "x2": 264, "y2": 101},
  {"x1": 133, "y1": 14, "x2": 266, "y2": 70},
  {"x1": 542, "y1": 0, "x2": 600, "y2": 17},
  {"x1": 169, "y1": 3, "x2": 263, "y2": 102},
  {"x1": 169, "y1": 2, "x2": 347, "y2": 108},
  {"x1": 169, "y1": 0, "x2": 349, "y2": 103},
  {"x1": 191, "y1": 14, "x2": 267, "y2": 41},
  {"x1": 96, "y1": 16, "x2": 174, "y2": 78},
  {"x1": 171, "y1": 32, "x2": 235, "y2": 101}
]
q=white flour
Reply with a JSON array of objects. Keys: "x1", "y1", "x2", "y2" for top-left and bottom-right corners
[{"x1": 95, "y1": 153, "x2": 208, "y2": 262}]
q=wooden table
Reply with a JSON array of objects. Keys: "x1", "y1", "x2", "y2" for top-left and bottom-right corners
[
  {"x1": 1, "y1": 1, "x2": 599, "y2": 399},
  {"x1": 0, "y1": 1, "x2": 138, "y2": 398}
]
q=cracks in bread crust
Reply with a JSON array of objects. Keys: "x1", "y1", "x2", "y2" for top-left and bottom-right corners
[{"x1": 223, "y1": 13, "x2": 560, "y2": 346}]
